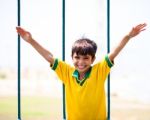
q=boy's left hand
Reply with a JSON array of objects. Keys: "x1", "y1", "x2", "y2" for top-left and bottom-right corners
[{"x1": 128, "y1": 23, "x2": 147, "y2": 38}]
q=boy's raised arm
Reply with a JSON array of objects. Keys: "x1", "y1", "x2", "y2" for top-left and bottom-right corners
[
  {"x1": 108, "y1": 23, "x2": 147, "y2": 62},
  {"x1": 16, "y1": 27, "x2": 54, "y2": 65}
]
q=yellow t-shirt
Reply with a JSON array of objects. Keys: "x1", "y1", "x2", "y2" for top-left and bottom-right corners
[{"x1": 51, "y1": 55, "x2": 113, "y2": 120}]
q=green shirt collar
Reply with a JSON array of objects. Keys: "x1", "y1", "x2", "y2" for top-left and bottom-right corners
[{"x1": 72, "y1": 67, "x2": 92, "y2": 86}]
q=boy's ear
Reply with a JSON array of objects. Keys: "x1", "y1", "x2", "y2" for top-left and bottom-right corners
[{"x1": 92, "y1": 56, "x2": 96, "y2": 63}]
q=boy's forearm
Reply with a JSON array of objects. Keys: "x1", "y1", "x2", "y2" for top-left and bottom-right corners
[
  {"x1": 108, "y1": 23, "x2": 147, "y2": 62},
  {"x1": 109, "y1": 35, "x2": 130, "y2": 61},
  {"x1": 29, "y1": 38, "x2": 54, "y2": 64}
]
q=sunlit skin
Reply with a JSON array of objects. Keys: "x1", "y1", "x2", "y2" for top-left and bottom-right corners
[
  {"x1": 16, "y1": 23, "x2": 147, "y2": 65},
  {"x1": 72, "y1": 53, "x2": 95, "y2": 80}
]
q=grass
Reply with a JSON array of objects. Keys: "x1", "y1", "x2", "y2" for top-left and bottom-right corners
[
  {"x1": 1, "y1": 96, "x2": 150, "y2": 120},
  {"x1": 0, "y1": 96, "x2": 62, "y2": 120}
]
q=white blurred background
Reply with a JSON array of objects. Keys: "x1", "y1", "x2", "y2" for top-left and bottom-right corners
[{"x1": 0, "y1": 0, "x2": 150, "y2": 119}]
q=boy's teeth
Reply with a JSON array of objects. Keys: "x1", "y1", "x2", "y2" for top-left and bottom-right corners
[{"x1": 78, "y1": 65, "x2": 85, "y2": 69}]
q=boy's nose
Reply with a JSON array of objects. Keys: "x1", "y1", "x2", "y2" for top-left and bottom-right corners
[{"x1": 78, "y1": 59, "x2": 84, "y2": 64}]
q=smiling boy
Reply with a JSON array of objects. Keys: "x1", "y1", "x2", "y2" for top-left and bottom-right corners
[{"x1": 16, "y1": 23, "x2": 146, "y2": 120}]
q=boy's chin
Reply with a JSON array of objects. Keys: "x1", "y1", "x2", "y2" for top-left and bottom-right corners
[{"x1": 77, "y1": 68, "x2": 89, "y2": 73}]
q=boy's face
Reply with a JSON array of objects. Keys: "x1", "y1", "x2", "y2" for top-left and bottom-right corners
[{"x1": 72, "y1": 53, "x2": 95, "y2": 74}]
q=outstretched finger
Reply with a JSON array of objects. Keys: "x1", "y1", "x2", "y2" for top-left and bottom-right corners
[
  {"x1": 136, "y1": 23, "x2": 147, "y2": 29},
  {"x1": 140, "y1": 28, "x2": 146, "y2": 32}
]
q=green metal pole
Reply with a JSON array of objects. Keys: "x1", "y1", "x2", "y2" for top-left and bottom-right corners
[
  {"x1": 62, "y1": 0, "x2": 66, "y2": 119},
  {"x1": 17, "y1": 0, "x2": 21, "y2": 119},
  {"x1": 107, "y1": 0, "x2": 110, "y2": 120}
]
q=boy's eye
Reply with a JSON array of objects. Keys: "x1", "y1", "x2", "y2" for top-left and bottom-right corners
[
  {"x1": 75, "y1": 56, "x2": 80, "y2": 59},
  {"x1": 84, "y1": 57, "x2": 89, "y2": 59}
]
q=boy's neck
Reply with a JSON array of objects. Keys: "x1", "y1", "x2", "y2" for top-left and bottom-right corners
[
  {"x1": 79, "y1": 73, "x2": 86, "y2": 80},
  {"x1": 78, "y1": 67, "x2": 91, "y2": 80}
]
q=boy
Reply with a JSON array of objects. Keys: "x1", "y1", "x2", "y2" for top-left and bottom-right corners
[{"x1": 16, "y1": 23, "x2": 146, "y2": 120}]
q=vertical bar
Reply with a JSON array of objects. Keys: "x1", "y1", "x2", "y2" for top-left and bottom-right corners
[
  {"x1": 62, "y1": 0, "x2": 66, "y2": 119},
  {"x1": 17, "y1": 0, "x2": 21, "y2": 119},
  {"x1": 107, "y1": 0, "x2": 110, "y2": 120}
]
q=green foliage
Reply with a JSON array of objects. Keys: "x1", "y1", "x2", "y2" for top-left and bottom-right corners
[
  {"x1": 0, "y1": 73, "x2": 6, "y2": 79},
  {"x1": 0, "y1": 96, "x2": 62, "y2": 120}
]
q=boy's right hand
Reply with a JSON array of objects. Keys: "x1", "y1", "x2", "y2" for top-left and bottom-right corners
[{"x1": 16, "y1": 27, "x2": 32, "y2": 43}]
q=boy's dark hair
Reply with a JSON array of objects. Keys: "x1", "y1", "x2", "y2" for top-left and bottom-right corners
[{"x1": 71, "y1": 38, "x2": 97, "y2": 58}]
